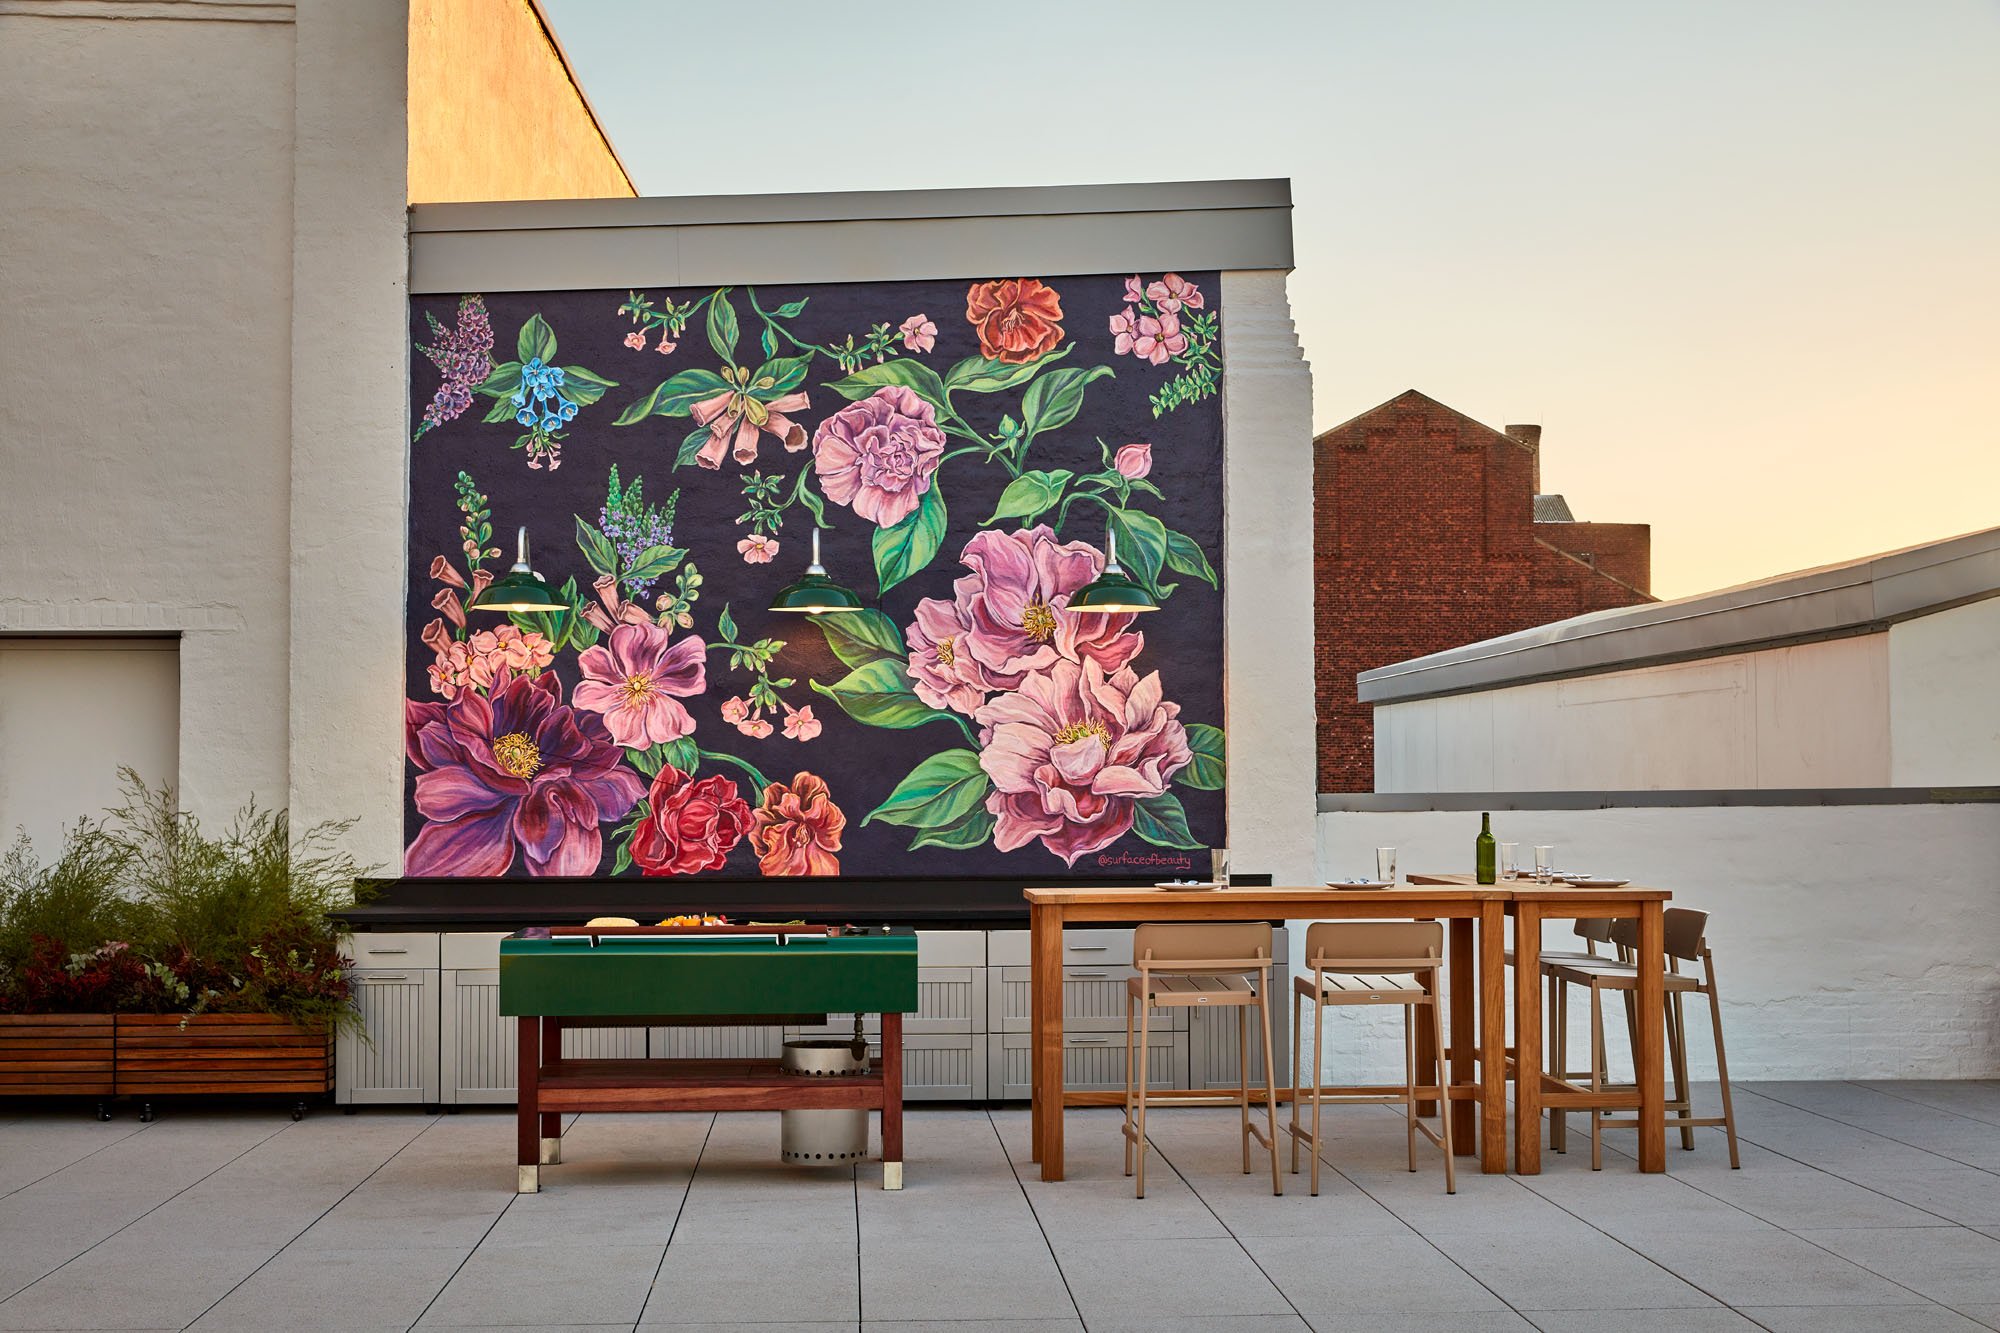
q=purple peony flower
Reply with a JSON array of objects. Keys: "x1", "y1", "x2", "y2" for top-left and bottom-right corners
[
  {"x1": 812, "y1": 385, "x2": 947, "y2": 528},
  {"x1": 404, "y1": 672, "x2": 644, "y2": 876}
]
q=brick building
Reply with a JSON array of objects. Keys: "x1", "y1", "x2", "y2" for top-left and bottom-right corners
[{"x1": 1314, "y1": 390, "x2": 1652, "y2": 791}]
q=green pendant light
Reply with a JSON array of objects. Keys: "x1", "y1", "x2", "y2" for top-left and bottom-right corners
[
  {"x1": 1068, "y1": 525, "x2": 1161, "y2": 613},
  {"x1": 468, "y1": 525, "x2": 566, "y2": 614},
  {"x1": 768, "y1": 527, "x2": 865, "y2": 614}
]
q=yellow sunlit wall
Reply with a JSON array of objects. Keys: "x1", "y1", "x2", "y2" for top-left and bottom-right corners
[{"x1": 408, "y1": 0, "x2": 633, "y2": 204}]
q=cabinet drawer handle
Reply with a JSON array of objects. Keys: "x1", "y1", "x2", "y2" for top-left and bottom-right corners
[
  {"x1": 1066, "y1": 971, "x2": 1109, "y2": 979},
  {"x1": 1067, "y1": 945, "x2": 1109, "y2": 952},
  {"x1": 364, "y1": 948, "x2": 409, "y2": 955},
  {"x1": 1069, "y1": 1036, "x2": 1113, "y2": 1044},
  {"x1": 358, "y1": 974, "x2": 411, "y2": 983}
]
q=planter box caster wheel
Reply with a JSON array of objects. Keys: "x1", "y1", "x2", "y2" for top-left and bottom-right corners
[
  {"x1": 95, "y1": 1103, "x2": 112, "y2": 1122},
  {"x1": 138, "y1": 1104, "x2": 155, "y2": 1123},
  {"x1": 291, "y1": 1102, "x2": 307, "y2": 1121},
  {"x1": 343, "y1": 1105, "x2": 358, "y2": 1115}
]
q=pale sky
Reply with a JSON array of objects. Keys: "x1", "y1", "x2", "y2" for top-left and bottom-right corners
[{"x1": 544, "y1": 0, "x2": 1999, "y2": 600}]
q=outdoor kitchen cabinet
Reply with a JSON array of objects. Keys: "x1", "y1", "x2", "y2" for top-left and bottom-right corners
[
  {"x1": 441, "y1": 932, "x2": 645, "y2": 1105},
  {"x1": 336, "y1": 932, "x2": 440, "y2": 1109},
  {"x1": 790, "y1": 932, "x2": 987, "y2": 1100}
]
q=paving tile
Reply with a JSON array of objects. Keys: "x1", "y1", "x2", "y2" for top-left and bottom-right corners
[
  {"x1": 1307, "y1": 1317, "x2": 1535, "y2": 1333},
  {"x1": 1242, "y1": 1233, "x2": 1507, "y2": 1315},
  {"x1": 421, "y1": 1241, "x2": 662, "y2": 1327},
  {"x1": 0, "y1": 1245, "x2": 274, "y2": 1331},
  {"x1": 1524, "y1": 1311, "x2": 1761, "y2": 1332},
  {"x1": 1739, "y1": 1305, "x2": 1993, "y2": 1331},
  {"x1": 0, "y1": 1121, "x2": 148, "y2": 1198},
  {"x1": 1954, "y1": 1306, "x2": 2000, "y2": 1330},
  {"x1": 1053, "y1": 1237, "x2": 1292, "y2": 1323},
  {"x1": 860, "y1": 1237, "x2": 1072, "y2": 1323},
  {"x1": 865, "y1": 1322, "x2": 1080, "y2": 1333},
  {"x1": 1613, "y1": 1228, "x2": 1920, "y2": 1307},
  {"x1": 1421, "y1": 1221, "x2": 1717, "y2": 1311},
  {"x1": 641, "y1": 1239, "x2": 854, "y2": 1325},
  {"x1": 1797, "y1": 1227, "x2": 2000, "y2": 1306},
  {"x1": 1828, "y1": 1169, "x2": 2000, "y2": 1228},
  {"x1": 1670, "y1": 1162, "x2": 1957, "y2": 1229},
  {"x1": 1083, "y1": 1319, "x2": 1309, "y2": 1333},
  {"x1": 185, "y1": 1243, "x2": 470, "y2": 1331}
]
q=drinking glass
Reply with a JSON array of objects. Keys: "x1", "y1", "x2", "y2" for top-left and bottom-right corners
[
  {"x1": 1499, "y1": 842, "x2": 1518, "y2": 881},
  {"x1": 1210, "y1": 847, "x2": 1230, "y2": 888},
  {"x1": 1375, "y1": 847, "x2": 1398, "y2": 885},
  {"x1": 1534, "y1": 845, "x2": 1555, "y2": 884}
]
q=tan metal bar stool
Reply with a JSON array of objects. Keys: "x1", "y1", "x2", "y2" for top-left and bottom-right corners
[
  {"x1": 1123, "y1": 922, "x2": 1282, "y2": 1198},
  {"x1": 1288, "y1": 921, "x2": 1454, "y2": 1195},
  {"x1": 1548, "y1": 907, "x2": 1741, "y2": 1170}
]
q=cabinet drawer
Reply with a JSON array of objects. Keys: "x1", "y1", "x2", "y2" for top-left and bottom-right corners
[
  {"x1": 992, "y1": 1029, "x2": 1187, "y2": 1100},
  {"x1": 988, "y1": 928, "x2": 1132, "y2": 967},
  {"x1": 988, "y1": 964, "x2": 1186, "y2": 1033},
  {"x1": 344, "y1": 932, "x2": 440, "y2": 969},
  {"x1": 648, "y1": 1023, "x2": 789, "y2": 1060},
  {"x1": 853, "y1": 1032, "x2": 985, "y2": 1102},
  {"x1": 791, "y1": 966, "x2": 984, "y2": 1037},
  {"x1": 440, "y1": 970, "x2": 645, "y2": 1103}
]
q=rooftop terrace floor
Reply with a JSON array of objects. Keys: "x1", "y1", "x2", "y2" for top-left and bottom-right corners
[{"x1": 3, "y1": 1082, "x2": 1998, "y2": 1331}]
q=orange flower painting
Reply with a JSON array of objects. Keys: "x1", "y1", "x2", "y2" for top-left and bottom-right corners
[
  {"x1": 748, "y1": 772, "x2": 845, "y2": 876},
  {"x1": 965, "y1": 278, "x2": 1065, "y2": 364}
]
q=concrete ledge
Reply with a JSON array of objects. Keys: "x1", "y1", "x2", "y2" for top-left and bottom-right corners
[{"x1": 1319, "y1": 787, "x2": 2000, "y2": 812}]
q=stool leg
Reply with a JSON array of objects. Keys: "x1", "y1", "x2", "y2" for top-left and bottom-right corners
[
  {"x1": 1430, "y1": 982, "x2": 1455, "y2": 1195},
  {"x1": 1590, "y1": 982, "x2": 1606, "y2": 1172},
  {"x1": 1403, "y1": 1003, "x2": 1419, "y2": 1172},
  {"x1": 1310, "y1": 992, "x2": 1326, "y2": 1197},
  {"x1": 1135, "y1": 998, "x2": 1151, "y2": 1198},
  {"x1": 1258, "y1": 989, "x2": 1283, "y2": 1196},
  {"x1": 1289, "y1": 986, "x2": 1303, "y2": 1176},
  {"x1": 1668, "y1": 990, "x2": 1695, "y2": 1150},
  {"x1": 1238, "y1": 1002, "x2": 1252, "y2": 1174},
  {"x1": 1123, "y1": 992, "x2": 1136, "y2": 1179},
  {"x1": 1550, "y1": 972, "x2": 1567, "y2": 1153},
  {"x1": 1705, "y1": 968, "x2": 1741, "y2": 1170}
]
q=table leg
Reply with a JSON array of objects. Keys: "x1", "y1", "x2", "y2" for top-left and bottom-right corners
[
  {"x1": 1448, "y1": 918, "x2": 1475, "y2": 1154},
  {"x1": 1637, "y1": 902, "x2": 1666, "y2": 1172},
  {"x1": 1030, "y1": 906, "x2": 1043, "y2": 1165},
  {"x1": 1479, "y1": 901, "x2": 1507, "y2": 1173},
  {"x1": 1513, "y1": 903, "x2": 1544, "y2": 1174},
  {"x1": 539, "y1": 1016, "x2": 563, "y2": 1165},
  {"x1": 516, "y1": 1016, "x2": 540, "y2": 1193},
  {"x1": 1032, "y1": 903, "x2": 1066, "y2": 1182},
  {"x1": 1416, "y1": 919, "x2": 1440, "y2": 1117},
  {"x1": 881, "y1": 1010, "x2": 904, "y2": 1190}
]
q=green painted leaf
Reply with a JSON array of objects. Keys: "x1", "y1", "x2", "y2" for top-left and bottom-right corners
[
  {"x1": 1132, "y1": 791, "x2": 1202, "y2": 850},
  {"x1": 1107, "y1": 507, "x2": 1171, "y2": 597},
  {"x1": 483, "y1": 396, "x2": 522, "y2": 424},
  {"x1": 574, "y1": 516, "x2": 618, "y2": 578},
  {"x1": 909, "y1": 805, "x2": 997, "y2": 851},
  {"x1": 614, "y1": 367, "x2": 732, "y2": 425},
  {"x1": 759, "y1": 325, "x2": 778, "y2": 359},
  {"x1": 612, "y1": 837, "x2": 634, "y2": 876},
  {"x1": 518, "y1": 313, "x2": 557, "y2": 365},
  {"x1": 717, "y1": 604, "x2": 738, "y2": 644},
  {"x1": 753, "y1": 353, "x2": 813, "y2": 397},
  {"x1": 864, "y1": 749, "x2": 990, "y2": 829},
  {"x1": 872, "y1": 484, "x2": 947, "y2": 594},
  {"x1": 677, "y1": 424, "x2": 713, "y2": 468},
  {"x1": 477, "y1": 361, "x2": 523, "y2": 397},
  {"x1": 706, "y1": 289, "x2": 739, "y2": 362},
  {"x1": 1179, "y1": 723, "x2": 1226, "y2": 790},
  {"x1": 983, "y1": 469, "x2": 1073, "y2": 527},
  {"x1": 1021, "y1": 364, "x2": 1114, "y2": 442},
  {"x1": 1162, "y1": 527, "x2": 1218, "y2": 588},
  {"x1": 559, "y1": 365, "x2": 616, "y2": 406},
  {"x1": 770, "y1": 298, "x2": 808, "y2": 318},
  {"x1": 622, "y1": 544, "x2": 685, "y2": 585},
  {"x1": 628, "y1": 743, "x2": 667, "y2": 779},
  {"x1": 661, "y1": 736, "x2": 699, "y2": 776},
  {"x1": 941, "y1": 345, "x2": 1071, "y2": 394},
  {"x1": 810, "y1": 659, "x2": 955, "y2": 730},
  {"x1": 825, "y1": 359, "x2": 950, "y2": 413},
  {"x1": 813, "y1": 607, "x2": 906, "y2": 670}
]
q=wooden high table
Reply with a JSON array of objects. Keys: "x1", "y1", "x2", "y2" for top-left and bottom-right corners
[
  {"x1": 1024, "y1": 880, "x2": 1674, "y2": 1181},
  {"x1": 1023, "y1": 884, "x2": 1512, "y2": 1182},
  {"x1": 1408, "y1": 874, "x2": 1672, "y2": 1175}
]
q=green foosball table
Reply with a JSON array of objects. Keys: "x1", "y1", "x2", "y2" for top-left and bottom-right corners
[{"x1": 499, "y1": 926, "x2": 919, "y2": 1192}]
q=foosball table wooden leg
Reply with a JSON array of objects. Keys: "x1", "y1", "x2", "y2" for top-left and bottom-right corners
[
  {"x1": 881, "y1": 1010, "x2": 904, "y2": 1190},
  {"x1": 516, "y1": 1015, "x2": 541, "y2": 1193}
]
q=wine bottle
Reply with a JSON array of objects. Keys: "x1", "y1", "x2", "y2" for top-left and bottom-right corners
[{"x1": 1475, "y1": 812, "x2": 1497, "y2": 885}]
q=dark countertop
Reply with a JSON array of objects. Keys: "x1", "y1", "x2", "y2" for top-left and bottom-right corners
[{"x1": 330, "y1": 874, "x2": 1268, "y2": 932}]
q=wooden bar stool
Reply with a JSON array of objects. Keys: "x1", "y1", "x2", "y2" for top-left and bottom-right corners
[
  {"x1": 1122, "y1": 923, "x2": 1282, "y2": 1199},
  {"x1": 1288, "y1": 921, "x2": 1454, "y2": 1196},
  {"x1": 1547, "y1": 907, "x2": 1741, "y2": 1170}
]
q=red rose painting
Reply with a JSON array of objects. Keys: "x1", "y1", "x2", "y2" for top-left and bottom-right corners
[
  {"x1": 965, "y1": 278, "x2": 1065, "y2": 364},
  {"x1": 630, "y1": 764, "x2": 752, "y2": 875}
]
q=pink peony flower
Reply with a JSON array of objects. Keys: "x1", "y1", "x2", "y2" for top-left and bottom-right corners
[
  {"x1": 737, "y1": 534, "x2": 779, "y2": 564},
  {"x1": 905, "y1": 526, "x2": 1142, "y2": 715},
  {"x1": 1114, "y1": 442, "x2": 1152, "y2": 480},
  {"x1": 781, "y1": 703, "x2": 821, "y2": 742},
  {"x1": 737, "y1": 717, "x2": 774, "y2": 739},
  {"x1": 1145, "y1": 273, "x2": 1204, "y2": 313},
  {"x1": 572, "y1": 620, "x2": 707, "y2": 749},
  {"x1": 721, "y1": 697, "x2": 751, "y2": 726},
  {"x1": 975, "y1": 659, "x2": 1193, "y2": 867},
  {"x1": 1132, "y1": 310, "x2": 1188, "y2": 365},
  {"x1": 624, "y1": 332, "x2": 647, "y2": 351},
  {"x1": 404, "y1": 673, "x2": 645, "y2": 877},
  {"x1": 1109, "y1": 306, "x2": 1139, "y2": 357},
  {"x1": 812, "y1": 384, "x2": 946, "y2": 528},
  {"x1": 898, "y1": 314, "x2": 937, "y2": 354}
]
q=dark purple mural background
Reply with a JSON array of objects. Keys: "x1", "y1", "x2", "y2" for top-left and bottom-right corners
[{"x1": 405, "y1": 272, "x2": 1225, "y2": 882}]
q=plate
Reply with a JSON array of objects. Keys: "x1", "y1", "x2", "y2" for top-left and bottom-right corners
[
  {"x1": 1327, "y1": 879, "x2": 1393, "y2": 891},
  {"x1": 1155, "y1": 880, "x2": 1222, "y2": 892},
  {"x1": 1560, "y1": 876, "x2": 1629, "y2": 888}
]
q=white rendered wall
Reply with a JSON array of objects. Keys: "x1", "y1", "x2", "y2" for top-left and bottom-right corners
[
  {"x1": 0, "y1": 2, "x2": 298, "y2": 824},
  {"x1": 1889, "y1": 596, "x2": 2000, "y2": 786},
  {"x1": 1374, "y1": 636, "x2": 1893, "y2": 792},
  {"x1": 1312, "y1": 804, "x2": 2000, "y2": 1081}
]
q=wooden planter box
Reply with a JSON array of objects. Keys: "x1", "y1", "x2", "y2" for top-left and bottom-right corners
[
  {"x1": 114, "y1": 1014, "x2": 332, "y2": 1113},
  {"x1": 0, "y1": 1014, "x2": 116, "y2": 1098}
]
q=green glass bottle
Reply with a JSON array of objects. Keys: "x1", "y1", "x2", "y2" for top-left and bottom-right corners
[{"x1": 1475, "y1": 812, "x2": 1497, "y2": 885}]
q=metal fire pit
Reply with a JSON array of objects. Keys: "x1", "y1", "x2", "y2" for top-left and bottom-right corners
[{"x1": 780, "y1": 1034, "x2": 870, "y2": 1166}]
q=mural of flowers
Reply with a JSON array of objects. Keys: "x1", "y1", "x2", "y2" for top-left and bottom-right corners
[
  {"x1": 407, "y1": 269, "x2": 1226, "y2": 878},
  {"x1": 405, "y1": 673, "x2": 646, "y2": 876},
  {"x1": 749, "y1": 773, "x2": 844, "y2": 876}
]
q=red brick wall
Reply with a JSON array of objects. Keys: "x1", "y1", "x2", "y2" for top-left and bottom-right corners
[
  {"x1": 1312, "y1": 391, "x2": 1651, "y2": 792},
  {"x1": 1538, "y1": 521, "x2": 1651, "y2": 596}
]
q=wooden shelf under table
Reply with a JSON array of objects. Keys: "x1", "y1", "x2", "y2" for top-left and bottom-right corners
[{"x1": 532, "y1": 1056, "x2": 888, "y2": 1114}]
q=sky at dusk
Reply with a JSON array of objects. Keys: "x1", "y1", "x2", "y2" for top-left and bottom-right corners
[{"x1": 542, "y1": 0, "x2": 1998, "y2": 601}]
